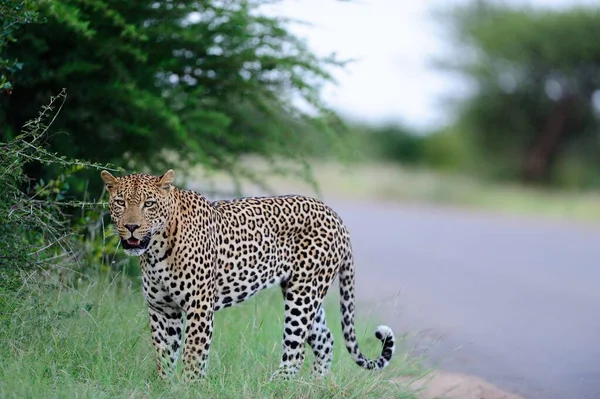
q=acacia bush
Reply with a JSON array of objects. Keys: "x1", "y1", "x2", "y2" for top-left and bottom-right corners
[
  {"x1": 1, "y1": 91, "x2": 70, "y2": 274},
  {"x1": 0, "y1": 89, "x2": 133, "y2": 313},
  {"x1": 1, "y1": 0, "x2": 350, "y2": 198}
]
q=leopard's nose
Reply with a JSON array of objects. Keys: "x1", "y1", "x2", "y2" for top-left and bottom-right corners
[{"x1": 125, "y1": 224, "x2": 140, "y2": 233}]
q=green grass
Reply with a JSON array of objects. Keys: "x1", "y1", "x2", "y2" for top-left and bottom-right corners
[{"x1": 0, "y1": 276, "x2": 425, "y2": 399}]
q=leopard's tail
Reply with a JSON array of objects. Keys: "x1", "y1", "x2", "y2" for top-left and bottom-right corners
[{"x1": 338, "y1": 253, "x2": 395, "y2": 370}]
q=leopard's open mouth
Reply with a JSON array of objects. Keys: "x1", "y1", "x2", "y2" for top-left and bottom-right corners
[{"x1": 121, "y1": 234, "x2": 151, "y2": 250}]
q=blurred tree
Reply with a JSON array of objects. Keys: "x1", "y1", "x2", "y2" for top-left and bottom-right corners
[
  {"x1": 0, "y1": 0, "x2": 348, "y2": 195},
  {"x1": 361, "y1": 123, "x2": 427, "y2": 165},
  {"x1": 435, "y1": 1, "x2": 600, "y2": 186}
]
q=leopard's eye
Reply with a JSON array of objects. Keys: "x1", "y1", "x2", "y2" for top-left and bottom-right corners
[
  {"x1": 144, "y1": 200, "x2": 156, "y2": 208},
  {"x1": 114, "y1": 199, "x2": 125, "y2": 207}
]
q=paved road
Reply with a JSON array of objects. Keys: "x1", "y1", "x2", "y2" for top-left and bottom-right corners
[{"x1": 328, "y1": 201, "x2": 600, "y2": 399}]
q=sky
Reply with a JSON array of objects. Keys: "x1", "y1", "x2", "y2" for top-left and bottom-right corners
[{"x1": 262, "y1": 0, "x2": 598, "y2": 131}]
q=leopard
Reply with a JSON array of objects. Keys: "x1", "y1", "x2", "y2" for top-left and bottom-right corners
[{"x1": 100, "y1": 169, "x2": 395, "y2": 381}]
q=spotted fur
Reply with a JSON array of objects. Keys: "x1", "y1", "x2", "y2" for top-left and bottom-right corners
[{"x1": 100, "y1": 169, "x2": 395, "y2": 380}]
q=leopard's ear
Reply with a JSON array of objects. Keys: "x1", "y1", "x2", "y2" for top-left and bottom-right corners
[
  {"x1": 100, "y1": 170, "x2": 118, "y2": 193},
  {"x1": 157, "y1": 169, "x2": 175, "y2": 191}
]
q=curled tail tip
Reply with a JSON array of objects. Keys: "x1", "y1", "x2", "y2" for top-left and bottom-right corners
[
  {"x1": 375, "y1": 325, "x2": 395, "y2": 365},
  {"x1": 375, "y1": 325, "x2": 394, "y2": 341}
]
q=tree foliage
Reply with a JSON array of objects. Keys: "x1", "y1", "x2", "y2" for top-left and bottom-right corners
[
  {"x1": 436, "y1": 1, "x2": 600, "y2": 186},
  {"x1": 1, "y1": 0, "x2": 348, "y2": 196},
  {"x1": 0, "y1": 0, "x2": 43, "y2": 91}
]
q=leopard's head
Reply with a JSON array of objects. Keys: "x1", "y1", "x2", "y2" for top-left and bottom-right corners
[{"x1": 100, "y1": 170, "x2": 175, "y2": 256}]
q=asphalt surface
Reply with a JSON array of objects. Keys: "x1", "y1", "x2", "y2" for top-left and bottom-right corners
[{"x1": 327, "y1": 201, "x2": 600, "y2": 399}]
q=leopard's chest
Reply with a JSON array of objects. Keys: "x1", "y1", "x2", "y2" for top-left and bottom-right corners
[{"x1": 140, "y1": 261, "x2": 177, "y2": 308}]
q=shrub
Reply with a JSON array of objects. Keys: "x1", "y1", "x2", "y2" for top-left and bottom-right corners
[{"x1": 0, "y1": 89, "x2": 129, "y2": 312}]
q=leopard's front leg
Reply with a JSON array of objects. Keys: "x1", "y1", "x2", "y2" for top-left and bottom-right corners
[
  {"x1": 147, "y1": 306, "x2": 183, "y2": 379},
  {"x1": 141, "y1": 269, "x2": 184, "y2": 380},
  {"x1": 180, "y1": 270, "x2": 216, "y2": 381}
]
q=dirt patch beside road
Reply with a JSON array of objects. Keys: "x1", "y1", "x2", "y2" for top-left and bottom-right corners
[{"x1": 397, "y1": 371, "x2": 524, "y2": 399}]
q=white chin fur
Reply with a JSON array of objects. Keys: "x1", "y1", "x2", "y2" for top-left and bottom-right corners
[{"x1": 124, "y1": 248, "x2": 147, "y2": 256}]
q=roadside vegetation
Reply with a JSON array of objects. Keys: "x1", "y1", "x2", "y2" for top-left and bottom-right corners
[{"x1": 190, "y1": 157, "x2": 600, "y2": 224}]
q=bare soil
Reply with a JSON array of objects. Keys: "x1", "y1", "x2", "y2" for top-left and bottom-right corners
[{"x1": 397, "y1": 371, "x2": 524, "y2": 399}]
